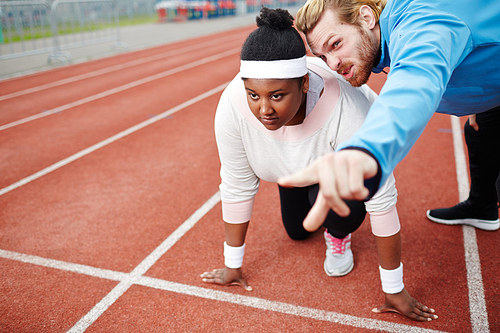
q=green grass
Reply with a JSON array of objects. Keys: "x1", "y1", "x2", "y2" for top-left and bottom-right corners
[
  {"x1": 1, "y1": 14, "x2": 157, "y2": 43},
  {"x1": 118, "y1": 14, "x2": 158, "y2": 26}
]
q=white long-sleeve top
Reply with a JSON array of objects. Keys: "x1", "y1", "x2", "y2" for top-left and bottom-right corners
[{"x1": 215, "y1": 57, "x2": 397, "y2": 224}]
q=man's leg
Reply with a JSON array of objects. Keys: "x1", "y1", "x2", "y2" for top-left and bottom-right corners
[{"x1": 427, "y1": 107, "x2": 500, "y2": 230}]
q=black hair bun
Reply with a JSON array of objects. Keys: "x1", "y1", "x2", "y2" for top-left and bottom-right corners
[
  {"x1": 256, "y1": 7, "x2": 294, "y2": 30},
  {"x1": 240, "y1": 6, "x2": 305, "y2": 61}
]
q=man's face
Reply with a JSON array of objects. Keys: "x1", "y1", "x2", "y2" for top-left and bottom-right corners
[{"x1": 306, "y1": 8, "x2": 379, "y2": 87}]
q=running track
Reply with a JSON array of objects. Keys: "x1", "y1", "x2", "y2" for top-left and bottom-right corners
[{"x1": 0, "y1": 25, "x2": 498, "y2": 332}]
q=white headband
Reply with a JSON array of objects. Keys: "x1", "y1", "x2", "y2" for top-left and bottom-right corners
[{"x1": 240, "y1": 55, "x2": 307, "y2": 79}]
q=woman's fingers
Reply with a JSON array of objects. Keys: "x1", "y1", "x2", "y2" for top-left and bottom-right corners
[
  {"x1": 373, "y1": 303, "x2": 436, "y2": 322},
  {"x1": 372, "y1": 304, "x2": 437, "y2": 321},
  {"x1": 200, "y1": 269, "x2": 224, "y2": 283},
  {"x1": 200, "y1": 268, "x2": 252, "y2": 291},
  {"x1": 372, "y1": 291, "x2": 438, "y2": 322}
]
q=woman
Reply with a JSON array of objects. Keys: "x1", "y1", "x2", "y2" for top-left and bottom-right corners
[{"x1": 201, "y1": 7, "x2": 437, "y2": 322}]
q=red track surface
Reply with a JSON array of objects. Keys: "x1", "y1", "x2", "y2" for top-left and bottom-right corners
[{"x1": 0, "y1": 25, "x2": 498, "y2": 333}]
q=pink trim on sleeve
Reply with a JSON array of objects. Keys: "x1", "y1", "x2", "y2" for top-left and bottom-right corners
[
  {"x1": 222, "y1": 198, "x2": 255, "y2": 224},
  {"x1": 369, "y1": 206, "x2": 401, "y2": 237}
]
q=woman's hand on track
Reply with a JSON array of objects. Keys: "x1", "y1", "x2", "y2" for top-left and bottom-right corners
[
  {"x1": 200, "y1": 267, "x2": 252, "y2": 291},
  {"x1": 372, "y1": 288, "x2": 438, "y2": 321}
]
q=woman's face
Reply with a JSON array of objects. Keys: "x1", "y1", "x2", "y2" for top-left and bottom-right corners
[{"x1": 243, "y1": 75, "x2": 309, "y2": 131}]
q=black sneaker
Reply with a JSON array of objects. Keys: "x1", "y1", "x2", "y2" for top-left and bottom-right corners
[{"x1": 427, "y1": 201, "x2": 499, "y2": 231}]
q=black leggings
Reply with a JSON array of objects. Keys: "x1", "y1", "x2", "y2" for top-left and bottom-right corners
[{"x1": 278, "y1": 184, "x2": 367, "y2": 240}]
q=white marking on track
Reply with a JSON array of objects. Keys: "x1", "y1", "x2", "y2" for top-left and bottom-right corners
[
  {"x1": 65, "y1": 190, "x2": 221, "y2": 333},
  {"x1": 451, "y1": 115, "x2": 489, "y2": 333},
  {"x1": 0, "y1": 82, "x2": 228, "y2": 196},
  {"x1": 0, "y1": 33, "x2": 245, "y2": 102},
  {"x1": 451, "y1": 116, "x2": 490, "y2": 333},
  {"x1": 0, "y1": 48, "x2": 238, "y2": 132},
  {"x1": 139, "y1": 277, "x2": 448, "y2": 333},
  {"x1": 0, "y1": 188, "x2": 449, "y2": 333}
]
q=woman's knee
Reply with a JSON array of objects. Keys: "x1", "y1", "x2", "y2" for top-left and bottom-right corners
[{"x1": 282, "y1": 223, "x2": 311, "y2": 240}]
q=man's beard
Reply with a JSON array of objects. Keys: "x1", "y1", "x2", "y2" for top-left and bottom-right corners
[{"x1": 339, "y1": 27, "x2": 379, "y2": 87}]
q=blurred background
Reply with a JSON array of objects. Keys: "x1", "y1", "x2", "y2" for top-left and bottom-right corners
[{"x1": 0, "y1": 0, "x2": 304, "y2": 78}]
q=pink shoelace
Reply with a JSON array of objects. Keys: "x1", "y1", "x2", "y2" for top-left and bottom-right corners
[{"x1": 325, "y1": 232, "x2": 350, "y2": 255}]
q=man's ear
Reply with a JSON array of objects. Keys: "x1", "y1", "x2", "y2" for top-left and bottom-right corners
[{"x1": 358, "y1": 5, "x2": 377, "y2": 30}]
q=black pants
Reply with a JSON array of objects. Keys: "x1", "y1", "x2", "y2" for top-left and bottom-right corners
[
  {"x1": 464, "y1": 106, "x2": 500, "y2": 212},
  {"x1": 278, "y1": 184, "x2": 367, "y2": 240}
]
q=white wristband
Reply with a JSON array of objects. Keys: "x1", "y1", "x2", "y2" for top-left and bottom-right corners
[
  {"x1": 379, "y1": 263, "x2": 404, "y2": 294},
  {"x1": 224, "y1": 242, "x2": 245, "y2": 269}
]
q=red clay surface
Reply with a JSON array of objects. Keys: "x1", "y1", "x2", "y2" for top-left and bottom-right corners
[{"x1": 0, "y1": 24, "x2": 498, "y2": 333}]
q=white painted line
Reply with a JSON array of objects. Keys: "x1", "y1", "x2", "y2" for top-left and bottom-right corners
[
  {"x1": 0, "y1": 48, "x2": 238, "y2": 132},
  {"x1": 0, "y1": 33, "x2": 244, "y2": 102},
  {"x1": 0, "y1": 239, "x2": 450, "y2": 333},
  {"x1": 68, "y1": 280, "x2": 134, "y2": 332},
  {"x1": 0, "y1": 249, "x2": 127, "y2": 281},
  {"x1": 139, "y1": 277, "x2": 449, "y2": 333},
  {"x1": 129, "y1": 190, "x2": 221, "y2": 278},
  {"x1": 451, "y1": 115, "x2": 489, "y2": 333},
  {"x1": 66, "y1": 190, "x2": 221, "y2": 333},
  {"x1": 450, "y1": 116, "x2": 469, "y2": 200},
  {"x1": 0, "y1": 82, "x2": 228, "y2": 197}
]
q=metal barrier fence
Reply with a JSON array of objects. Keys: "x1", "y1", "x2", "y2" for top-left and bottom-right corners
[
  {"x1": 0, "y1": 0, "x2": 126, "y2": 63},
  {"x1": 0, "y1": 1, "x2": 52, "y2": 59},
  {"x1": 0, "y1": 0, "x2": 302, "y2": 64},
  {"x1": 49, "y1": 0, "x2": 126, "y2": 63}
]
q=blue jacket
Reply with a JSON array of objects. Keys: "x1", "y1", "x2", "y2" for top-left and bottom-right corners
[{"x1": 337, "y1": 0, "x2": 500, "y2": 186}]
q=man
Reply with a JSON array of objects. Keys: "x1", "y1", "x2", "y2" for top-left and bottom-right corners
[
  {"x1": 277, "y1": 0, "x2": 499, "y2": 319},
  {"x1": 279, "y1": 0, "x2": 500, "y2": 232}
]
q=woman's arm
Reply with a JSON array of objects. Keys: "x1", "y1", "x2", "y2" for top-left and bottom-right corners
[
  {"x1": 373, "y1": 232, "x2": 437, "y2": 321},
  {"x1": 200, "y1": 221, "x2": 253, "y2": 291},
  {"x1": 203, "y1": 81, "x2": 257, "y2": 291}
]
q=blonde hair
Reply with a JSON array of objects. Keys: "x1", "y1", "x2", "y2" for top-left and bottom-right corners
[{"x1": 296, "y1": 0, "x2": 386, "y2": 34}]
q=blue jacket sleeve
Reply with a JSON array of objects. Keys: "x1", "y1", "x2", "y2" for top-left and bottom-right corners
[{"x1": 338, "y1": 6, "x2": 472, "y2": 187}]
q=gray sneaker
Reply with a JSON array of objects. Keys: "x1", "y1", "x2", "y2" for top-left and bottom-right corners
[{"x1": 324, "y1": 230, "x2": 354, "y2": 277}]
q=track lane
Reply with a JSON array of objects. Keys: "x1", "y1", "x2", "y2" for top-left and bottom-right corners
[
  {"x1": 0, "y1": 52, "x2": 241, "y2": 188},
  {"x1": 0, "y1": 88, "x2": 225, "y2": 271},
  {"x1": 0, "y1": 34, "x2": 248, "y2": 126},
  {"x1": 0, "y1": 26, "x2": 254, "y2": 95},
  {"x1": 0, "y1": 32, "x2": 248, "y2": 104}
]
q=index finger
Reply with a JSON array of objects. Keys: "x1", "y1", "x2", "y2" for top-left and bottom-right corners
[
  {"x1": 303, "y1": 193, "x2": 331, "y2": 232},
  {"x1": 277, "y1": 160, "x2": 320, "y2": 188}
]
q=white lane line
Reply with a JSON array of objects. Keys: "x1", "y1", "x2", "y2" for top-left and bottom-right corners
[
  {"x1": 0, "y1": 82, "x2": 228, "y2": 197},
  {"x1": 139, "y1": 277, "x2": 448, "y2": 333},
  {"x1": 451, "y1": 116, "x2": 470, "y2": 200},
  {"x1": 451, "y1": 115, "x2": 489, "y2": 333},
  {"x1": 0, "y1": 33, "x2": 245, "y2": 102},
  {"x1": 66, "y1": 190, "x2": 221, "y2": 333},
  {"x1": 0, "y1": 249, "x2": 449, "y2": 333},
  {"x1": 0, "y1": 249, "x2": 128, "y2": 281},
  {"x1": 0, "y1": 48, "x2": 238, "y2": 132}
]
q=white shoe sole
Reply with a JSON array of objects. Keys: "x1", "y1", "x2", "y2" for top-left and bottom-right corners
[
  {"x1": 426, "y1": 210, "x2": 500, "y2": 231},
  {"x1": 323, "y1": 258, "x2": 354, "y2": 277}
]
